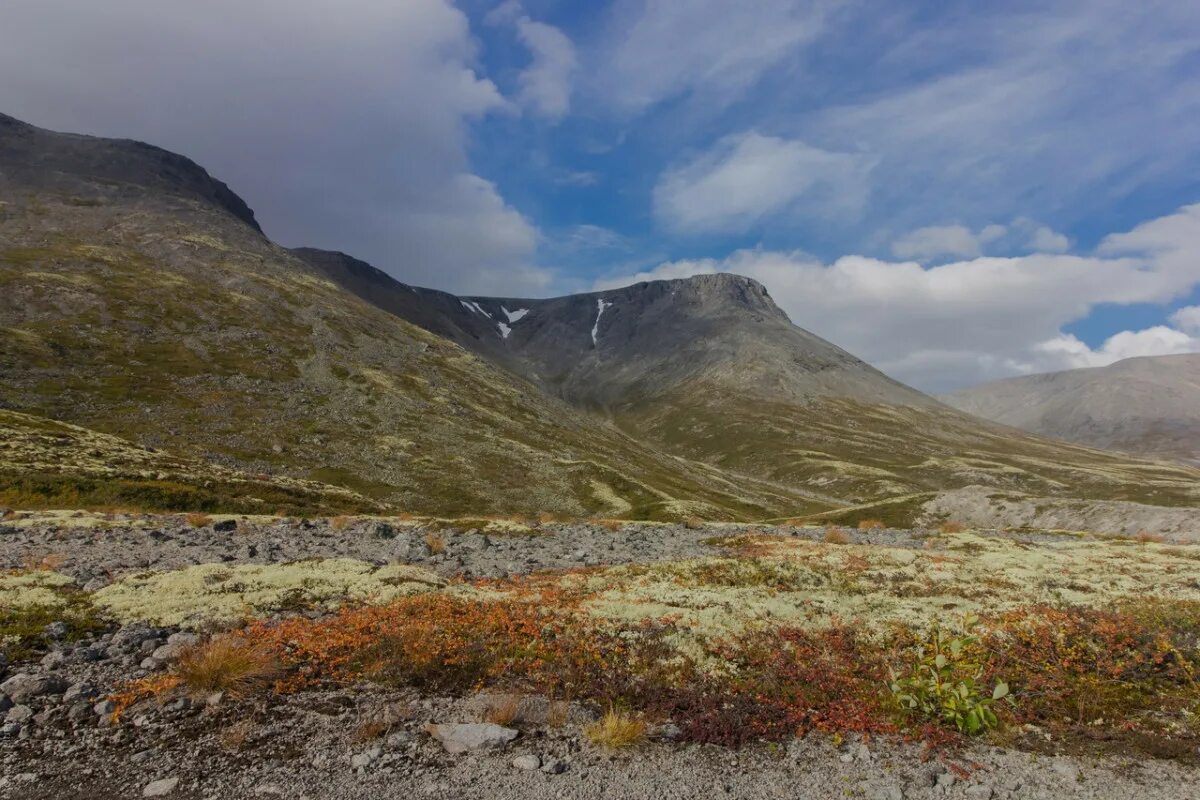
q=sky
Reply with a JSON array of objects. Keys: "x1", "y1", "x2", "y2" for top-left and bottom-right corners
[{"x1": 3, "y1": 0, "x2": 1200, "y2": 392}]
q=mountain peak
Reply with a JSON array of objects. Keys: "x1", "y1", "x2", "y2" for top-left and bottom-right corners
[
  {"x1": 602, "y1": 271, "x2": 789, "y2": 323},
  {"x1": 0, "y1": 112, "x2": 261, "y2": 233}
]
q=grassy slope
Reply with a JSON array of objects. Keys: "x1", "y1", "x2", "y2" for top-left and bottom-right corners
[
  {"x1": 0, "y1": 188, "x2": 822, "y2": 520},
  {"x1": 0, "y1": 409, "x2": 378, "y2": 515},
  {"x1": 615, "y1": 386, "x2": 1200, "y2": 508}
]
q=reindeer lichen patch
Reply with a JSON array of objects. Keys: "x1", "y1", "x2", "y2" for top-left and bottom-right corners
[
  {"x1": 92, "y1": 559, "x2": 445, "y2": 627},
  {"x1": 0, "y1": 569, "x2": 75, "y2": 609}
]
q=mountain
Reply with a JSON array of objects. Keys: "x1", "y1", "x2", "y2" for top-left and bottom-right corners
[
  {"x1": 0, "y1": 113, "x2": 821, "y2": 520},
  {"x1": 296, "y1": 250, "x2": 1200, "y2": 508},
  {"x1": 3, "y1": 113, "x2": 1198, "y2": 518},
  {"x1": 942, "y1": 354, "x2": 1200, "y2": 465}
]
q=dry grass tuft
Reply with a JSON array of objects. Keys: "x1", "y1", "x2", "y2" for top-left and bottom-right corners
[
  {"x1": 219, "y1": 718, "x2": 255, "y2": 751},
  {"x1": 683, "y1": 516, "x2": 706, "y2": 530},
  {"x1": 547, "y1": 699, "x2": 570, "y2": 728},
  {"x1": 175, "y1": 636, "x2": 278, "y2": 696},
  {"x1": 823, "y1": 527, "x2": 851, "y2": 545},
  {"x1": 350, "y1": 719, "x2": 391, "y2": 744},
  {"x1": 483, "y1": 694, "x2": 523, "y2": 726},
  {"x1": 585, "y1": 708, "x2": 646, "y2": 748},
  {"x1": 590, "y1": 518, "x2": 624, "y2": 531},
  {"x1": 185, "y1": 512, "x2": 212, "y2": 528},
  {"x1": 857, "y1": 518, "x2": 886, "y2": 530},
  {"x1": 1136, "y1": 530, "x2": 1166, "y2": 545},
  {"x1": 939, "y1": 520, "x2": 966, "y2": 534},
  {"x1": 424, "y1": 530, "x2": 446, "y2": 555},
  {"x1": 330, "y1": 515, "x2": 352, "y2": 531}
]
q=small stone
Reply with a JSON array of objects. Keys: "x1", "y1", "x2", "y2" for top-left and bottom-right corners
[
  {"x1": 937, "y1": 772, "x2": 957, "y2": 789},
  {"x1": 5, "y1": 705, "x2": 33, "y2": 724},
  {"x1": 206, "y1": 692, "x2": 224, "y2": 707},
  {"x1": 166, "y1": 631, "x2": 200, "y2": 647},
  {"x1": 839, "y1": 752, "x2": 854, "y2": 763},
  {"x1": 0, "y1": 722, "x2": 19, "y2": 738},
  {"x1": 540, "y1": 758, "x2": 567, "y2": 775},
  {"x1": 213, "y1": 519, "x2": 238, "y2": 532},
  {"x1": 40, "y1": 650, "x2": 66, "y2": 670},
  {"x1": 965, "y1": 786, "x2": 993, "y2": 800},
  {"x1": 350, "y1": 746, "x2": 382, "y2": 769},
  {"x1": 512, "y1": 754, "x2": 541, "y2": 770},
  {"x1": 63, "y1": 681, "x2": 98, "y2": 703},
  {"x1": 142, "y1": 777, "x2": 179, "y2": 797},
  {"x1": 93, "y1": 699, "x2": 116, "y2": 716},
  {"x1": 141, "y1": 657, "x2": 161, "y2": 670},
  {"x1": 42, "y1": 621, "x2": 69, "y2": 640},
  {"x1": 424, "y1": 722, "x2": 518, "y2": 754},
  {"x1": 0, "y1": 694, "x2": 11, "y2": 714}
]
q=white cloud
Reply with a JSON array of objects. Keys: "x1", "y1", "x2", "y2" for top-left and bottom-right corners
[
  {"x1": 892, "y1": 225, "x2": 985, "y2": 261},
  {"x1": 492, "y1": 3, "x2": 576, "y2": 121},
  {"x1": 653, "y1": 132, "x2": 873, "y2": 233},
  {"x1": 0, "y1": 0, "x2": 544, "y2": 293},
  {"x1": 1034, "y1": 327, "x2": 1200, "y2": 370},
  {"x1": 595, "y1": 202, "x2": 1200, "y2": 392},
  {"x1": 1029, "y1": 225, "x2": 1069, "y2": 253},
  {"x1": 597, "y1": 0, "x2": 829, "y2": 113},
  {"x1": 1170, "y1": 305, "x2": 1200, "y2": 334}
]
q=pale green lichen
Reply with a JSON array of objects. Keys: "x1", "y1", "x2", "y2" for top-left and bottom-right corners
[
  {"x1": 569, "y1": 533, "x2": 1200, "y2": 638},
  {"x1": 0, "y1": 570, "x2": 75, "y2": 609},
  {"x1": 92, "y1": 559, "x2": 445, "y2": 627}
]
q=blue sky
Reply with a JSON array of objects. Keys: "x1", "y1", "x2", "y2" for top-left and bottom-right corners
[{"x1": 3, "y1": 0, "x2": 1200, "y2": 390}]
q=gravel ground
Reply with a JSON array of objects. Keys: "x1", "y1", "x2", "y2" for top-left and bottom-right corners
[
  {"x1": 3, "y1": 514, "x2": 1199, "y2": 799},
  {"x1": 0, "y1": 514, "x2": 1089, "y2": 587}
]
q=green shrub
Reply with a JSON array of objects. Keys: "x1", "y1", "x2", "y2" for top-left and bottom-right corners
[{"x1": 889, "y1": 616, "x2": 1010, "y2": 734}]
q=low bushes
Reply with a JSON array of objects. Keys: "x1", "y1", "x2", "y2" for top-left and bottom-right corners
[{"x1": 112, "y1": 593, "x2": 1200, "y2": 750}]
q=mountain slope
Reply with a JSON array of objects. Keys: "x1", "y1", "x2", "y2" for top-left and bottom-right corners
[
  {"x1": 942, "y1": 355, "x2": 1200, "y2": 465},
  {"x1": 0, "y1": 113, "x2": 823, "y2": 520},
  {"x1": 0, "y1": 409, "x2": 377, "y2": 515},
  {"x1": 296, "y1": 252, "x2": 1200, "y2": 507}
]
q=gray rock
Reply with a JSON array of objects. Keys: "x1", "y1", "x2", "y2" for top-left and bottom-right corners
[
  {"x1": 0, "y1": 673, "x2": 66, "y2": 702},
  {"x1": 541, "y1": 757, "x2": 567, "y2": 775},
  {"x1": 42, "y1": 621, "x2": 68, "y2": 640},
  {"x1": 142, "y1": 777, "x2": 179, "y2": 797},
  {"x1": 93, "y1": 699, "x2": 116, "y2": 716},
  {"x1": 965, "y1": 786, "x2": 994, "y2": 800},
  {"x1": 512, "y1": 754, "x2": 541, "y2": 770},
  {"x1": 213, "y1": 519, "x2": 238, "y2": 532},
  {"x1": 5, "y1": 705, "x2": 33, "y2": 724},
  {"x1": 424, "y1": 722, "x2": 518, "y2": 754},
  {"x1": 350, "y1": 746, "x2": 382, "y2": 769},
  {"x1": 63, "y1": 681, "x2": 98, "y2": 703},
  {"x1": 0, "y1": 722, "x2": 20, "y2": 738},
  {"x1": 39, "y1": 650, "x2": 66, "y2": 670},
  {"x1": 0, "y1": 694, "x2": 11, "y2": 714}
]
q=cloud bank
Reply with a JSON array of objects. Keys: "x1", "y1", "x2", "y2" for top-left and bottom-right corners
[{"x1": 597, "y1": 204, "x2": 1200, "y2": 391}]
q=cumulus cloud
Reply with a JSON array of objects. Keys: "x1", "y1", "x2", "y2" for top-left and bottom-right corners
[
  {"x1": 1033, "y1": 327, "x2": 1200, "y2": 370},
  {"x1": 1171, "y1": 305, "x2": 1200, "y2": 334},
  {"x1": 489, "y1": 1, "x2": 576, "y2": 120},
  {"x1": 0, "y1": 0, "x2": 544, "y2": 293},
  {"x1": 595, "y1": 203, "x2": 1200, "y2": 392},
  {"x1": 892, "y1": 225, "x2": 987, "y2": 261},
  {"x1": 1029, "y1": 226, "x2": 1070, "y2": 253},
  {"x1": 653, "y1": 132, "x2": 873, "y2": 233}
]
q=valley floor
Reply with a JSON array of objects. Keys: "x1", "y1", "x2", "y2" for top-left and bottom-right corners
[{"x1": 3, "y1": 513, "x2": 1200, "y2": 799}]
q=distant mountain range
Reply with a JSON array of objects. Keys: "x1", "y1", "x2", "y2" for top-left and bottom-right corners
[
  {"x1": 942, "y1": 354, "x2": 1200, "y2": 466},
  {"x1": 3, "y1": 112, "x2": 1198, "y2": 518}
]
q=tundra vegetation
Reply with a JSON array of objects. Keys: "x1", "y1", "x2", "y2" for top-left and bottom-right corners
[{"x1": 5, "y1": 523, "x2": 1197, "y2": 757}]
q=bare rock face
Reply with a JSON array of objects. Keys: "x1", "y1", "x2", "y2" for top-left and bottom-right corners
[{"x1": 942, "y1": 354, "x2": 1200, "y2": 465}]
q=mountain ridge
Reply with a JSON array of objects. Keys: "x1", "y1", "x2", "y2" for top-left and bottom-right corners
[
  {"x1": 942, "y1": 354, "x2": 1200, "y2": 465},
  {"x1": 3, "y1": 113, "x2": 1199, "y2": 516}
]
